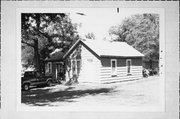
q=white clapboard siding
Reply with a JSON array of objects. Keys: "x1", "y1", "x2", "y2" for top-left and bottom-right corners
[
  {"x1": 100, "y1": 75, "x2": 143, "y2": 80},
  {"x1": 101, "y1": 75, "x2": 142, "y2": 81},
  {"x1": 100, "y1": 65, "x2": 143, "y2": 83},
  {"x1": 100, "y1": 72, "x2": 143, "y2": 79},
  {"x1": 100, "y1": 75, "x2": 143, "y2": 81},
  {"x1": 131, "y1": 66, "x2": 142, "y2": 75},
  {"x1": 101, "y1": 76, "x2": 143, "y2": 83},
  {"x1": 100, "y1": 74, "x2": 143, "y2": 82},
  {"x1": 131, "y1": 66, "x2": 142, "y2": 71},
  {"x1": 78, "y1": 45, "x2": 101, "y2": 83},
  {"x1": 65, "y1": 40, "x2": 144, "y2": 83}
]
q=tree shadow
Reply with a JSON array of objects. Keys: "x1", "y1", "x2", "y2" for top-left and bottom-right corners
[{"x1": 22, "y1": 86, "x2": 115, "y2": 106}]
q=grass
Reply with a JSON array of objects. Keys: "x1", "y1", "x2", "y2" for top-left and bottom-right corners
[
  {"x1": 22, "y1": 85, "x2": 114, "y2": 106},
  {"x1": 22, "y1": 75, "x2": 160, "y2": 107}
]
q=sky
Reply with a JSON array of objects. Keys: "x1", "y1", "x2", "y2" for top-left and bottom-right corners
[
  {"x1": 69, "y1": 8, "x2": 130, "y2": 40},
  {"x1": 60, "y1": 8, "x2": 162, "y2": 40}
]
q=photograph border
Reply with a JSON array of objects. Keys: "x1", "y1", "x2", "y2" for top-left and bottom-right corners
[
  {"x1": 17, "y1": 7, "x2": 165, "y2": 112},
  {"x1": 1, "y1": 1, "x2": 179, "y2": 119}
]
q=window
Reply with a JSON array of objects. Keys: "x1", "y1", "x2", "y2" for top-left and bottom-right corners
[
  {"x1": 46, "y1": 62, "x2": 52, "y2": 74},
  {"x1": 76, "y1": 60, "x2": 81, "y2": 75},
  {"x1": 111, "y1": 59, "x2": 117, "y2": 76},
  {"x1": 126, "y1": 59, "x2": 131, "y2": 75},
  {"x1": 57, "y1": 63, "x2": 64, "y2": 73},
  {"x1": 71, "y1": 59, "x2": 81, "y2": 76},
  {"x1": 72, "y1": 60, "x2": 76, "y2": 75}
]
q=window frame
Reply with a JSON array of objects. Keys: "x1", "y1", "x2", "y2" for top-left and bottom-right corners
[
  {"x1": 71, "y1": 59, "x2": 81, "y2": 76},
  {"x1": 71, "y1": 59, "x2": 76, "y2": 75},
  {"x1": 76, "y1": 59, "x2": 81, "y2": 75},
  {"x1": 111, "y1": 59, "x2": 117, "y2": 77},
  {"x1": 47, "y1": 62, "x2": 52, "y2": 74},
  {"x1": 126, "y1": 59, "x2": 132, "y2": 75},
  {"x1": 56, "y1": 62, "x2": 64, "y2": 73}
]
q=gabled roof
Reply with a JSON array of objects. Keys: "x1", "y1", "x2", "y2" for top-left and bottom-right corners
[
  {"x1": 63, "y1": 39, "x2": 144, "y2": 59},
  {"x1": 45, "y1": 50, "x2": 64, "y2": 62}
]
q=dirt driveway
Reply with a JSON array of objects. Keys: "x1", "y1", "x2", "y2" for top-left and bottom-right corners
[{"x1": 22, "y1": 75, "x2": 160, "y2": 107}]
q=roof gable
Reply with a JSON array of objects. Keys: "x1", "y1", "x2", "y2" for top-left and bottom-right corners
[{"x1": 63, "y1": 39, "x2": 144, "y2": 59}]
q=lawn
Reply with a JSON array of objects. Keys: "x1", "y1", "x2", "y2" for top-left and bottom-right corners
[{"x1": 21, "y1": 75, "x2": 160, "y2": 108}]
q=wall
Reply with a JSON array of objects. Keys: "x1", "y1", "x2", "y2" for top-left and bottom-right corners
[
  {"x1": 100, "y1": 57, "x2": 143, "y2": 83},
  {"x1": 78, "y1": 45, "x2": 101, "y2": 83},
  {"x1": 45, "y1": 62, "x2": 63, "y2": 81},
  {"x1": 65, "y1": 44, "x2": 101, "y2": 83}
]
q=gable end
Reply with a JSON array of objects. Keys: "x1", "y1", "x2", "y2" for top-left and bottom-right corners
[{"x1": 63, "y1": 40, "x2": 100, "y2": 60}]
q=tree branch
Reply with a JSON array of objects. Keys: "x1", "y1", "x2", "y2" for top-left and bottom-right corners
[{"x1": 21, "y1": 40, "x2": 35, "y2": 48}]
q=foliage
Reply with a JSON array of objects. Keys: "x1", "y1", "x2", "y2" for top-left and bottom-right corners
[
  {"x1": 21, "y1": 13, "x2": 79, "y2": 72},
  {"x1": 85, "y1": 32, "x2": 96, "y2": 40},
  {"x1": 109, "y1": 14, "x2": 159, "y2": 62},
  {"x1": 21, "y1": 45, "x2": 34, "y2": 68}
]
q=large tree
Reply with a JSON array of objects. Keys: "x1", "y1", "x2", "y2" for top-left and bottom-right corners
[
  {"x1": 109, "y1": 14, "x2": 159, "y2": 69},
  {"x1": 21, "y1": 13, "x2": 79, "y2": 73}
]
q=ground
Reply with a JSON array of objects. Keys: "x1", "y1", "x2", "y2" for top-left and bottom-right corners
[{"x1": 21, "y1": 75, "x2": 160, "y2": 108}]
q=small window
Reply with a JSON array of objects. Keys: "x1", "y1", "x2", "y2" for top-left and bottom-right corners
[
  {"x1": 71, "y1": 59, "x2": 81, "y2": 76},
  {"x1": 76, "y1": 60, "x2": 81, "y2": 75},
  {"x1": 48, "y1": 62, "x2": 52, "y2": 74},
  {"x1": 57, "y1": 63, "x2": 64, "y2": 73},
  {"x1": 126, "y1": 59, "x2": 131, "y2": 75},
  {"x1": 111, "y1": 59, "x2": 117, "y2": 76},
  {"x1": 72, "y1": 60, "x2": 76, "y2": 75}
]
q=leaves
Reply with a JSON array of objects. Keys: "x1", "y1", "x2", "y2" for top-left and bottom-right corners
[
  {"x1": 109, "y1": 14, "x2": 159, "y2": 62},
  {"x1": 85, "y1": 32, "x2": 96, "y2": 40},
  {"x1": 21, "y1": 13, "x2": 79, "y2": 71}
]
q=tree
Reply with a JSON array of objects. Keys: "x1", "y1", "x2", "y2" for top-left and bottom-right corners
[
  {"x1": 109, "y1": 14, "x2": 159, "y2": 69},
  {"x1": 85, "y1": 32, "x2": 96, "y2": 40},
  {"x1": 21, "y1": 13, "x2": 79, "y2": 73}
]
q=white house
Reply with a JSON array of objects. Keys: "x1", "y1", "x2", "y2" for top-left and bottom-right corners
[{"x1": 63, "y1": 39, "x2": 144, "y2": 83}]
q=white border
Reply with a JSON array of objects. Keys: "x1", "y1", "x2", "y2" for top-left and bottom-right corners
[{"x1": 16, "y1": 8, "x2": 165, "y2": 112}]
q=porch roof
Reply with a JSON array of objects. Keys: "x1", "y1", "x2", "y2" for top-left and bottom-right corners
[{"x1": 45, "y1": 50, "x2": 64, "y2": 62}]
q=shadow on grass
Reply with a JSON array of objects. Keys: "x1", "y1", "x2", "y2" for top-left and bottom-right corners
[{"x1": 22, "y1": 86, "x2": 114, "y2": 106}]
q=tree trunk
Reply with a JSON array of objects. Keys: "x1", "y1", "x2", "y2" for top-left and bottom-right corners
[{"x1": 34, "y1": 39, "x2": 41, "y2": 72}]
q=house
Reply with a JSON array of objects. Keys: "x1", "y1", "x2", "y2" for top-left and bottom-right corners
[
  {"x1": 44, "y1": 49, "x2": 65, "y2": 81},
  {"x1": 63, "y1": 39, "x2": 144, "y2": 83}
]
